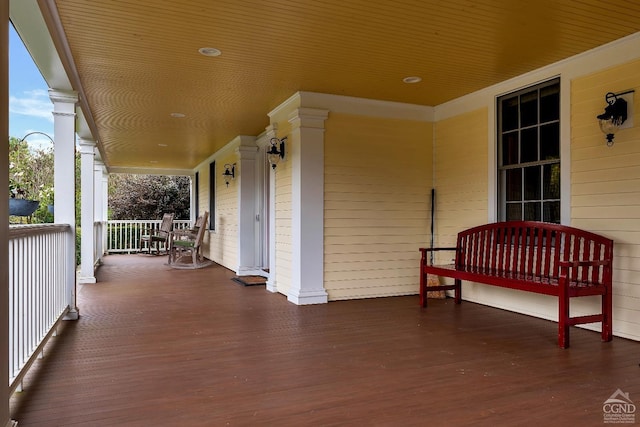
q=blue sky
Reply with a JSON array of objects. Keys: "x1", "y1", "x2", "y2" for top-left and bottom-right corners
[{"x1": 9, "y1": 23, "x2": 55, "y2": 150}]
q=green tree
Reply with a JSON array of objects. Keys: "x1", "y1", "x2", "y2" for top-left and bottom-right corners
[
  {"x1": 8, "y1": 136, "x2": 55, "y2": 223},
  {"x1": 108, "y1": 174, "x2": 190, "y2": 220}
]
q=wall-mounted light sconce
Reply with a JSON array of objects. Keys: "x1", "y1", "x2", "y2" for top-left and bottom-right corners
[
  {"x1": 222, "y1": 163, "x2": 235, "y2": 187},
  {"x1": 267, "y1": 137, "x2": 286, "y2": 170},
  {"x1": 597, "y1": 90, "x2": 634, "y2": 146}
]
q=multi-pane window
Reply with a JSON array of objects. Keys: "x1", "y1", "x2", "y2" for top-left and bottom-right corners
[{"x1": 498, "y1": 78, "x2": 560, "y2": 223}]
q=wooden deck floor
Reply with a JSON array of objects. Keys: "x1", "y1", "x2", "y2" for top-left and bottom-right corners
[{"x1": 10, "y1": 255, "x2": 640, "y2": 426}]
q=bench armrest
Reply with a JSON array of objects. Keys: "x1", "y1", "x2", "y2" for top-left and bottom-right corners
[
  {"x1": 419, "y1": 247, "x2": 458, "y2": 253},
  {"x1": 419, "y1": 247, "x2": 458, "y2": 266}
]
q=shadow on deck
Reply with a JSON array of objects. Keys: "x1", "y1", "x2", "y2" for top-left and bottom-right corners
[{"x1": 10, "y1": 254, "x2": 640, "y2": 426}]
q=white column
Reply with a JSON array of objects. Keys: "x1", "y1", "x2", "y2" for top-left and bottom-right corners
[
  {"x1": 94, "y1": 159, "x2": 105, "y2": 224},
  {"x1": 102, "y1": 167, "x2": 109, "y2": 220},
  {"x1": 1, "y1": 2, "x2": 13, "y2": 425},
  {"x1": 50, "y1": 89, "x2": 79, "y2": 319},
  {"x1": 79, "y1": 138, "x2": 96, "y2": 283},
  {"x1": 264, "y1": 125, "x2": 278, "y2": 293},
  {"x1": 236, "y1": 136, "x2": 260, "y2": 275},
  {"x1": 100, "y1": 164, "x2": 109, "y2": 254},
  {"x1": 94, "y1": 160, "x2": 106, "y2": 262},
  {"x1": 93, "y1": 161, "x2": 106, "y2": 268},
  {"x1": 287, "y1": 108, "x2": 329, "y2": 305}
]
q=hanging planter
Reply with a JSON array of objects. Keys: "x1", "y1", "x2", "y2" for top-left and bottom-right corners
[{"x1": 9, "y1": 199, "x2": 40, "y2": 217}]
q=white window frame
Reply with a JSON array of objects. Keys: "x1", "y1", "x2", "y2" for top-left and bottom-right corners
[
  {"x1": 489, "y1": 76, "x2": 570, "y2": 225},
  {"x1": 497, "y1": 78, "x2": 561, "y2": 223}
]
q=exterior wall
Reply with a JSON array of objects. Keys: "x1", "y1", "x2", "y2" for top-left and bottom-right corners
[
  {"x1": 571, "y1": 59, "x2": 640, "y2": 340},
  {"x1": 433, "y1": 108, "x2": 489, "y2": 252},
  {"x1": 431, "y1": 35, "x2": 640, "y2": 342},
  {"x1": 272, "y1": 124, "x2": 293, "y2": 297},
  {"x1": 193, "y1": 162, "x2": 213, "y2": 259},
  {"x1": 432, "y1": 108, "x2": 496, "y2": 305},
  {"x1": 267, "y1": 93, "x2": 433, "y2": 302},
  {"x1": 324, "y1": 113, "x2": 432, "y2": 300},
  {"x1": 210, "y1": 152, "x2": 239, "y2": 270},
  {"x1": 195, "y1": 160, "x2": 212, "y2": 259},
  {"x1": 195, "y1": 144, "x2": 239, "y2": 272},
  {"x1": 196, "y1": 162, "x2": 209, "y2": 219}
]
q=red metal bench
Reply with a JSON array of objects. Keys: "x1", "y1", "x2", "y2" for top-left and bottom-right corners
[{"x1": 419, "y1": 221, "x2": 614, "y2": 348}]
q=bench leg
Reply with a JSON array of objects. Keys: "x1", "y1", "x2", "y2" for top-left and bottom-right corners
[
  {"x1": 454, "y1": 279, "x2": 462, "y2": 304},
  {"x1": 419, "y1": 268, "x2": 426, "y2": 308},
  {"x1": 602, "y1": 290, "x2": 613, "y2": 342},
  {"x1": 558, "y1": 278, "x2": 570, "y2": 349}
]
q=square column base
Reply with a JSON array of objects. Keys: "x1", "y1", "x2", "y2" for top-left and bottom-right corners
[{"x1": 287, "y1": 289, "x2": 328, "y2": 305}]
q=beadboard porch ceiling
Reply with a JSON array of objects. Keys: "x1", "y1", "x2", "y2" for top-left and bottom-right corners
[{"x1": 20, "y1": 1, "x2": 640, "y2": 171}]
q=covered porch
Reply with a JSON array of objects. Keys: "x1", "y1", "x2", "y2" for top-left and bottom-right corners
[{"x1": 9, "y1": 254, "x2": 640, "y2": 426}]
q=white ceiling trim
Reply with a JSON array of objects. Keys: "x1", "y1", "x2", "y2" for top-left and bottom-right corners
[
  {"x1": 269, "y1": 91, "x2": 434, "y2": 124},
  {"x1": 108, "y1": 167, "x2": 194, "y2": 177}
]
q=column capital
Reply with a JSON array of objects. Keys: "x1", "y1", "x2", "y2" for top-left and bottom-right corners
[
  {"x1": 235, "y1": 136, "x2": 258, "y2": 160},
  {"x1": 78, "y1": 138, "x2": 97, "y2": 153},
  {"x1": 288, "y1": 107, "x2": 329, "y2": 130},
  {"x1": 236, "y1": 145, "x2": 257, "y2": 160},
  {"x1": 265, "y1": 123, "x2": 278, "y2": 137},
  {"x1": 48, "y1": 89, "x2": 78, "y2": 104}
]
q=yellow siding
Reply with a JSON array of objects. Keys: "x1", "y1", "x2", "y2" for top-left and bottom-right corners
[
  {"x1": 571, "y1": 59, "x2": 640, "y2": 340},
  {"x1": 433, "y1": 108, "x2": 489, "y2": 260},
  {"x1": 324, "y1": 113, "x2": 432, "y2": 300},
  {"x1": 196, "y1": 162, "x2": 211, "y2": 258},
  {"x1": 197, "y1": 153, "x2": 238, "y2": 271},
  {"x1": 273, "y1": 124, "x2": 293, "y2": 297},
  {"x1": 212, "y1": 153, "x2": 238, "y2": 270}
]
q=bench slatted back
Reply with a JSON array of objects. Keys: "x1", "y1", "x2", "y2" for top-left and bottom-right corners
[{"x1": 456, "y1": 221, "x2": 613, "y2": 286}]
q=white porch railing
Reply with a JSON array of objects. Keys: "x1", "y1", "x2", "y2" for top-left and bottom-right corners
[
  {"x1": 8, "y1": 224, "x2": 73, "y2": 394},
  {"x1": 106, "y1": 220, "x2": 192, "y2": 254}
]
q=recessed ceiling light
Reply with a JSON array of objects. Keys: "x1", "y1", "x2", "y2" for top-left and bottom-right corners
[
  {"x1": 158, "y1": 143, "x2": 168, "y2": 147},
  {"x1": 198, "y1": 47, "x2": 222, "y2": 57},
  {"x1": 170, "y1": 112, "x2": 186, "y2": 118},
  {"x1": 403, "y1": 76, "x2": 422, "y2": 84}
]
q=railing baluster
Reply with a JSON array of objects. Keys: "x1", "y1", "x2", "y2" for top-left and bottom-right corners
[
  {"x1": 8, "y1": 224, "x2": 73, "y2": 395},
  {"x1": 104, "y1": 219, "x2": 191, "y2": 254}
]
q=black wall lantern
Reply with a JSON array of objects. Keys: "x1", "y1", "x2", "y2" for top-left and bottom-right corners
[
  {"x1": 222, "y1": 163, "x2": 235, "y2": 187},
  {"x1": 267, "y1": 137, "x2": 286, "y2": 170},
  {"x1": 597, "y1": 90, "x2": 633, "y2": 146}
]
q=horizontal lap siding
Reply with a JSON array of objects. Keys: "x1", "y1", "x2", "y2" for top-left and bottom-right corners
[
  {"x1": 209, "y1": 153, "x2": 238, "y2": 271},
  {"x1": 434, "y1": 109, "x2": 542, "y2": 313},
  {"x1": 324, "y1": 113, "x2": 432, "y2": 300},
  {"x1": 571, "y1": 60, "x2": 640, "y2": 341},
  {"x1": 274, "y1": 137, "x2": 293, "y2": 297},
  {"x1": 433, "y1": 108, "x2": 488, "y2": 263}
]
